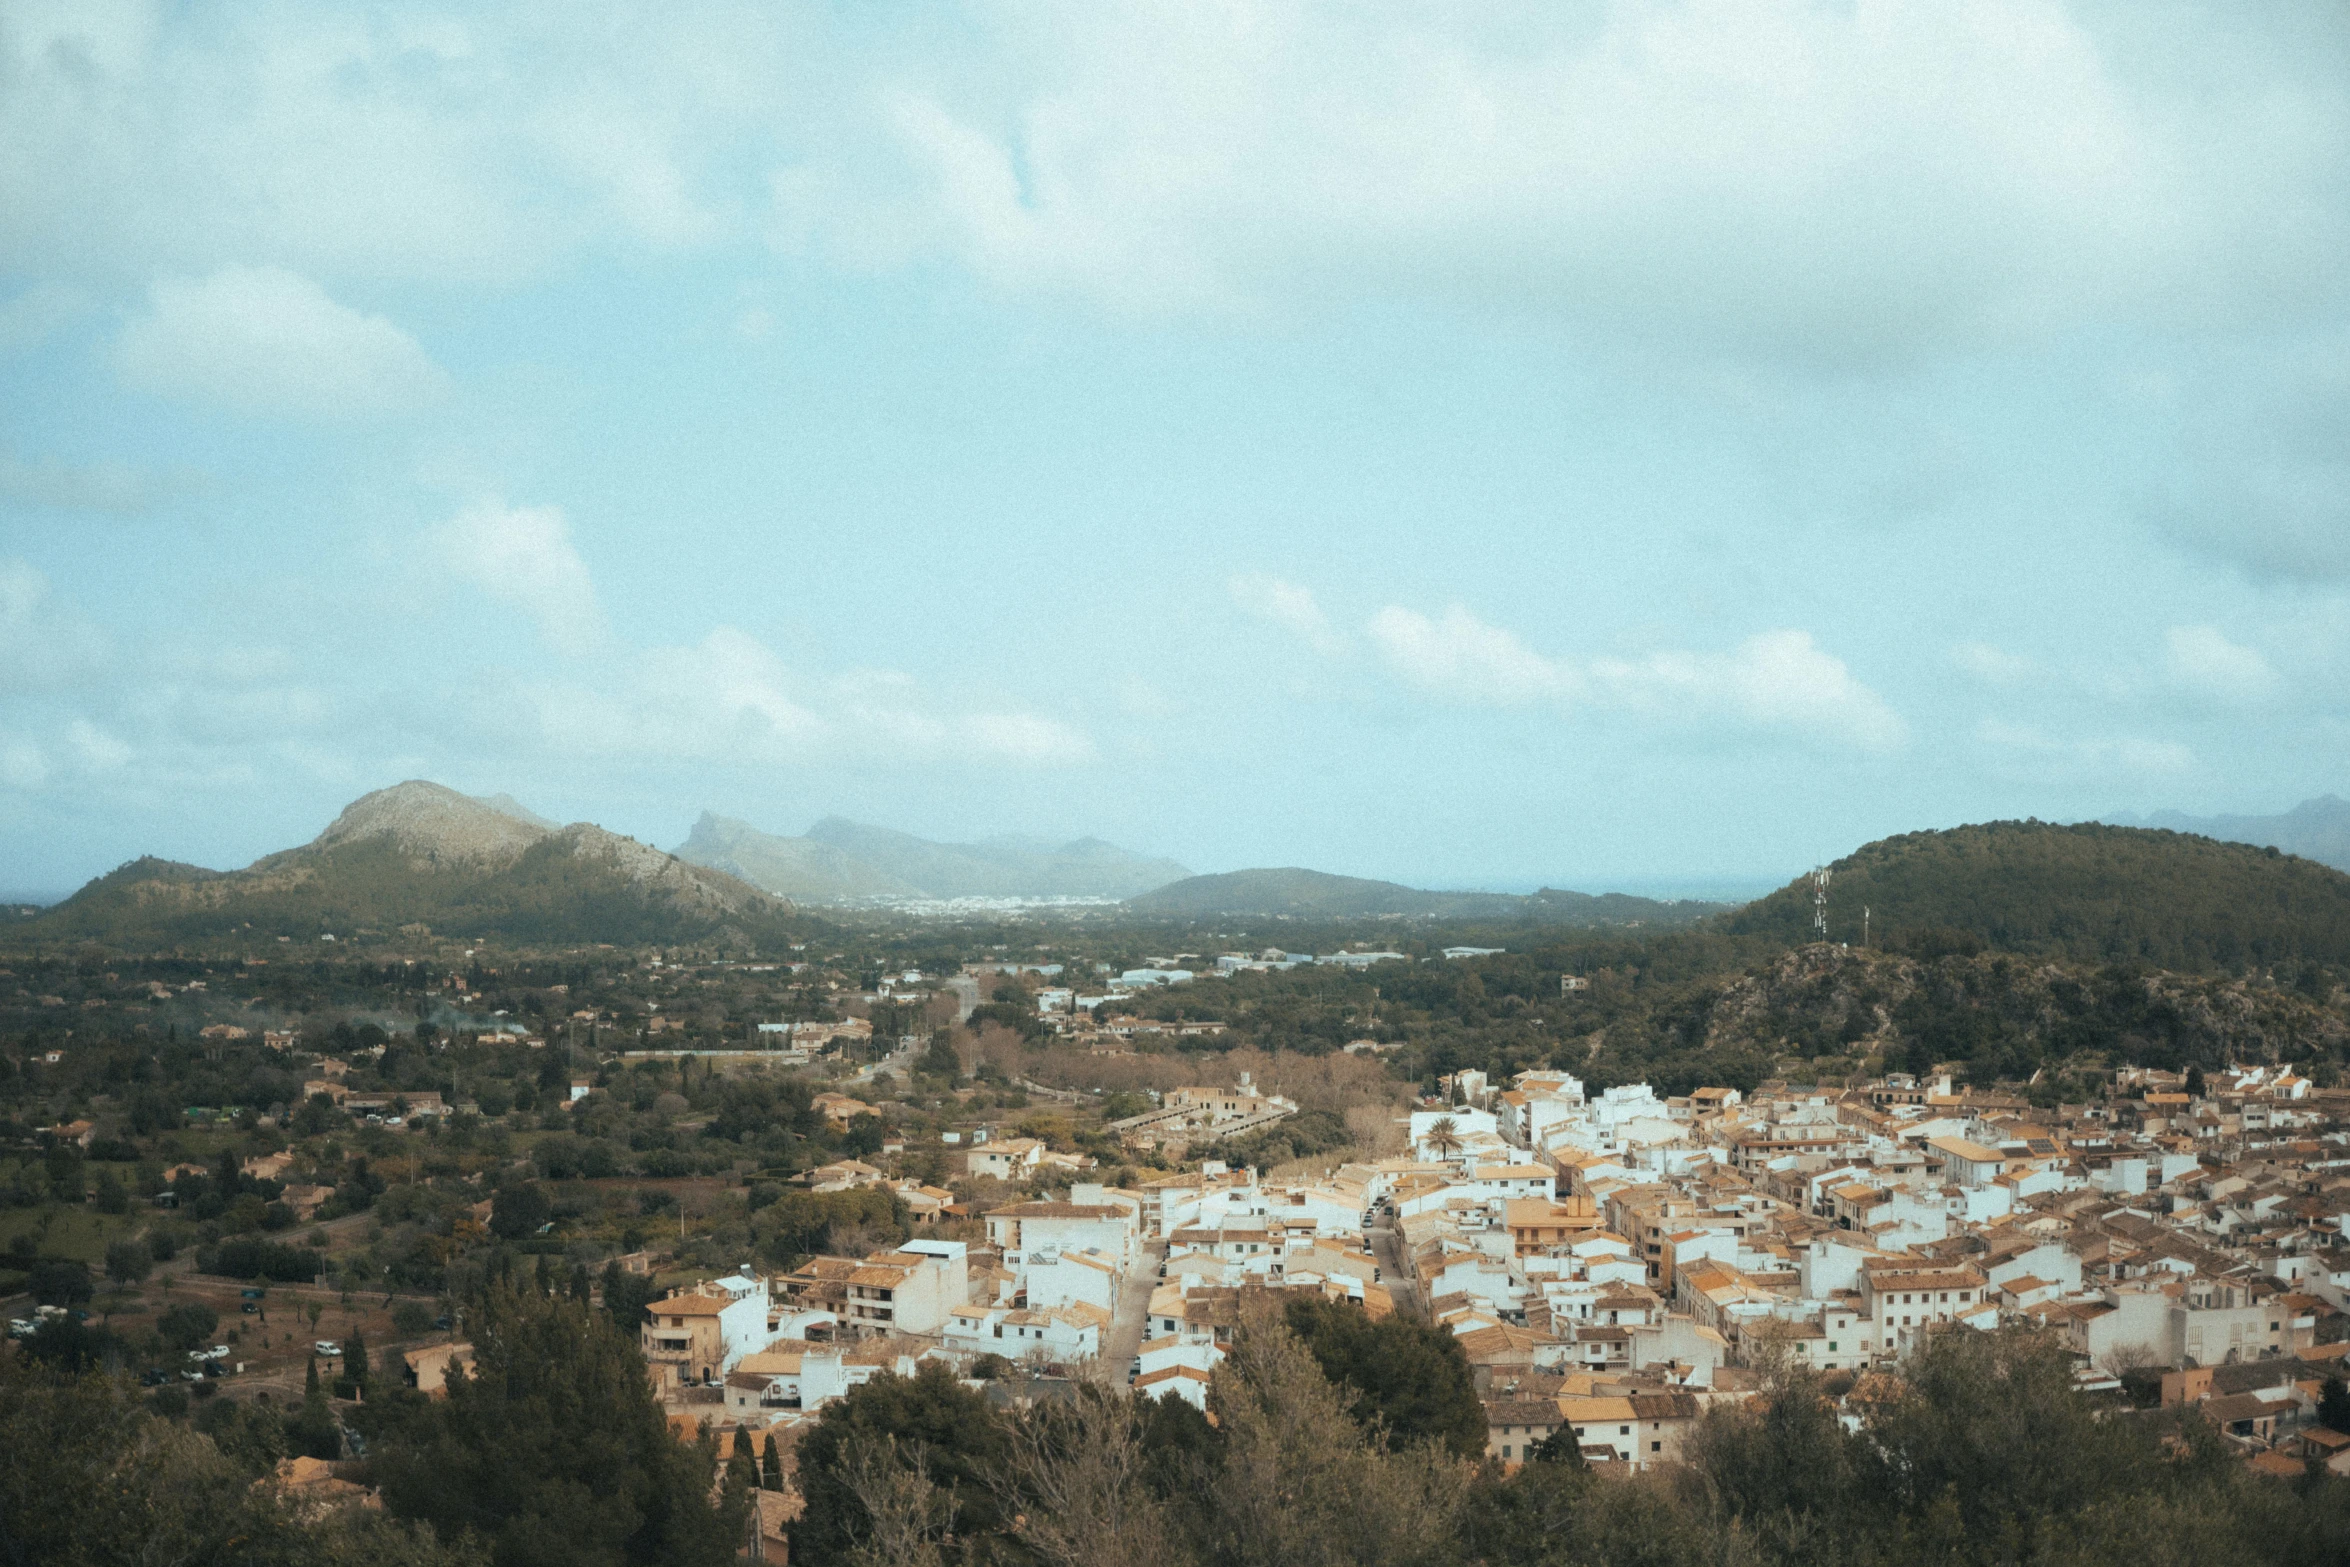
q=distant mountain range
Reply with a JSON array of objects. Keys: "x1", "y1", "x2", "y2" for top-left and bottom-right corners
[
  {"x1": 674, "y1": 813, "x2": 1192, "y2": 902},
  {"x1": 1124, "y1": 867, "x2": 1727, "y2": 925},
  {"x1": 1722, "y1": 818, "x2": 2350, "y2": 971},
  {"x1": 2102, "y1": 795, "x2": 2350, "y2": 875},
  {"x1": 22, "y1": 782, "x2": 795, "y2": 949}
]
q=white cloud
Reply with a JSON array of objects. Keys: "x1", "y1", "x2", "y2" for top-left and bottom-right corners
[
  {"x1": 116, "y1": 266, "x2": 448, "y2": 419},
  {"x1": 1369, "y1": 604, "x2": 1579, "y2": 706},
  {"x1": 1368, "y1": 603, "x2": 1904, "y2": 751},
  {"x1": 1231, "y1": 573, "x2": 1346, "y2": 654},
  {"x1": 805, "y1": 2, "x2": 2350, "y2": 364},
  {"x1": 525, "y1": 626, "x2": 1092, "y2": 768},
  {"x1": 429, "y1": 500, "x2": 606, "y2": 656},
  {"x1": 1592, "y1": 631, "x2": 1909, "y2": 754},
  {"x1": 1977, "y1": 718, "x2": 2194, "y2": 775},
  {"x1": 2162, "y1": 624, "x2": 2280, "y2": 704}
]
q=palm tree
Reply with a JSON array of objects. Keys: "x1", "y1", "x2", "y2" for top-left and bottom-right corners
[{"x1": 1426, "y1": 1116, "x2": 1462, "y2": 1162}]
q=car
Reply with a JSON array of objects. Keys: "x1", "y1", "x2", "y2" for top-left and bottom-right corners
[
  {"x1": 315, "y1": 1341, "x2": 341, "y2": 1356},
  {"x1": 1127, "y1": 1357, "x2": 1142, "y2": 1384},
  {"x1": 203, "y1": 1345, "x2": 231, "y2": 1360},
  {"x1": 5, "y1": 1319, "x2": 34, "y2": 1339},
  {"x1": 240, "y1": 1302, "x2": 258, "y2": 1314},
  {"x1": 140, "y1": 1369, "x2": 170, "y2": 1386},
  {"x1": 181, "y1": 1369, "x2": 205, "y2": 1382}
]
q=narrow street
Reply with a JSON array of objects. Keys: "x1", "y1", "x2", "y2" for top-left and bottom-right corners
[
  {"x1": 1369, "y1": 1220, "x2": 1420, "y2": 1317},
  {"x1": 1102, "y1": 1237, "x2": 1165, "y2": 1375}
]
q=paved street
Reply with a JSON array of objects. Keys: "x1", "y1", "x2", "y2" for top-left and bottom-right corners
[
  {"x1": 1369, "y1": 1220, "x2": 1420, "y2": 1317},
  {"x1": 1102, "y1": 1237, "x2": 1165, "y2": 1375}
]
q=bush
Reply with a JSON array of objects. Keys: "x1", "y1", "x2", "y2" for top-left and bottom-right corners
[{"x1": 392, "y1": 1301, "x2": 435, "y2": 1338}]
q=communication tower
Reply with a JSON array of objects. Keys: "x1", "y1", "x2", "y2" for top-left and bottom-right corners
[{"x1": 1812, "y1": 866, "x2": 1831, "y2": 941}]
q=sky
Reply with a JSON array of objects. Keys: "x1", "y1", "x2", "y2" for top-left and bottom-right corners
[{"x1": 4, "y1": 1, "x2": 2350, "y2": 901}]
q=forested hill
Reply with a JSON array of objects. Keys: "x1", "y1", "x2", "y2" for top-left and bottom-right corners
[
  {"x1": 1128, "y1": 867, "x2": 1724, "y2": 925},
  {"x1": 18, "y1": 782, "x2": 801, "y2": 952},
  {"x1": 1719, "y1": 820, "x2": 2350, "y2": 971}
]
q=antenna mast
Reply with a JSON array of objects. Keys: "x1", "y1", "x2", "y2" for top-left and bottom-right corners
[{"x1": 1812, "y1": 867, "x2": 1832, "y2": 942}]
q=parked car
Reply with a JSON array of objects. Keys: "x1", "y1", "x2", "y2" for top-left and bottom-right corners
[
  {"x1": 180, "y1": 1369, "x2": 205, "y2": 1382},
  {"x1": 314, "y1": 1341, "x2": 341, "y2": 1356},
  {"x1": 202, "y1": 1345, "x2": 231, "y2": 1361},
  {"x1": 5, "y1": 1319, "x2": 35, "y2": 1339},
  {"x1": 140, "y1": 1369, "x2": 170, "y2": 1386},
  {"x1": 240, "y1": 1302, "x2": 258, "y2": 1314}
]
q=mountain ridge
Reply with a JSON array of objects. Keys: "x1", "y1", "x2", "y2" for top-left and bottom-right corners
[
  {"x1": 675, "y1": 812, "x2": 1192, "y2": 902},
  {"x1": 2103, "y1": 795, "x2": 2350, "y2": 875},
  {"x1": 1126, "y1": 866, "x2": 1727, "y2": 925},
  {"x1": 22, "y1": 781, "x2": 796, "y2": 949}
]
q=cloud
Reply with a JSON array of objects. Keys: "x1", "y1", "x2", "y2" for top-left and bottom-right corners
[
  {"x1": 1231, "y1": 573, "x2": 1346, "y2": 654},
  {"x1": 2162, "y1": 624, "x2": 2279, "y2": 704},
  {"x1": 525, "y1": 626, "x2": 1093, "y2": 767},
  {"x1": 806, "y1": 2, "x2": 2350, "y2": 365},
  {"x1": 429, "y1": 500, "x2": 606, "y2": 656},
  {"x1": 1977, "y1": 718, "x2": 2193, "y2": 776},
  {"x1": 1369, "y1": 603, "x2": 1904, "y2": 751},
  {"x1": 1369, "y1": 604, "x2": 1578, "y2": 705},
  {"x1": 115, "y1": 266, "x2": 448, "y2": 420}
]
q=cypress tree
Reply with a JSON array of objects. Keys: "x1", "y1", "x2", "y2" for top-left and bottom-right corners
[
  {"x1": 761, "y1": 1432, "x2": 783, "y2": 1492},
  {"x1": 570, "y1": 1262, "x2": 592, "y2": 1303},
  {"x1": 727, "y1": 1427, "x2": 759, "y2": 1495},
  {"x1": 536, "y1": 1255, "x2": 555, "y2": 1296},
  {"x1": 344, "y1": 1331, "x2": 369, "y2": 1388},
  {"x1": 304, "y1": 1356, "x2": 319, "y2": 1397}
]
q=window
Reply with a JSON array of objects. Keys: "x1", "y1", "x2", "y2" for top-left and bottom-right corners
[{"x1": 1652, "y1": 1441, "x2": 1662, "y2": 1452}]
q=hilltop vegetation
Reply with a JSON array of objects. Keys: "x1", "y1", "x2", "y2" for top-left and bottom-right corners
[
  {"x1": 18, "y1": 783, "x2": 799, "y2": 952},
  {"x1": 1722, "y1": 820, "x2": 2350, "y2": 972},
  {"x1": 1128, "y1": 868, "x2": 1723, "y2": 926}
]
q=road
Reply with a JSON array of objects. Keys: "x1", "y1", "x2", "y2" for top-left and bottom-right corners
[
  {"x1": 1368, "y1": 1220, "x2": 1422, "y2": 1317},
  {"x1": 1102, "y1": 1237, "x2": 1166, "y2": 1375}
]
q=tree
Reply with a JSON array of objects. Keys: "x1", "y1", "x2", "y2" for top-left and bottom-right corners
[
  {"x1": 793, "y1": 1363, "x2": 1010, "y2": 1566},
  {"x1": 92, "y1": 1168, "x2": 131, "y2": 1214},
  {"x1": 1281, "y1": 1296, "x2": 1485, "y2": 1458},
  {"x1": 918, "y1": 1032, "x2": 963, "y2": 1081},
  {"x1": 601, "y1": 1262, "x2": 665, "y2": 1330},
  {"x1": 490, "y1": 1182, "x2": 553, "y2": 1241},
  {"x1": 1424, "y1": 1117, "x2": 1461, "y2": 1162},
  {"x1": 342, "y1": 1330, "x2": 372, "y2": 1395},
  {"x1": 0, "y1": 1353, "x2": 471, "y2": 1567},
  {"x1": 29, "y1": 1258, "x2": 93, "y2": 1307},
  {"x1": 728, "y1": 1426, "x2": 760, "y2": 1496},
  {"x1": 2321, "y1": 1375, "x2": 2350, "y2": 1435},
  {"x1": 372, "y1": 1283, "x2": 743, "y2": 1567},
  {"x1": 762, "y1": 1432, "x2": 785, "y2": 1493},
  {"x1": 105, "y1": 1238, "x2": 152, "y2": 1288},
  {"x1": 2185, "y1": 1063, "x2": 2207, "y2": 1098},
  {"x1": 158, "y1": 1301, "x2": 220, "y2": 1355}
]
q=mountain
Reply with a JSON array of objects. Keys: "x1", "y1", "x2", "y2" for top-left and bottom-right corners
[
  {"x1": 23, "y1": 781, "x2": 797, "y2": 949},
  {"x1": 673, "y1": 812, "x2": 1192, "y2": 901},
  {"x1": 2105, "y1": 796, "x2": 2350, "y2": 875},
  {"x1": 1719, "y1": 819, "x2": 2350, "y2": 971},
  {"x1": 1125, "y1": 867, "x2": 1725, "y2": 925}
]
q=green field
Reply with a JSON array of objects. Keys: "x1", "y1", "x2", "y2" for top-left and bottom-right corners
[{"x1": 0, "y1": 1203, "x2": 153, "y2": 1264}]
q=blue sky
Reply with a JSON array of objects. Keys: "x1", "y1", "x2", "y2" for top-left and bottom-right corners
[{"x1": 4, "y1": 2, "x2": 2349, "y2": 900}]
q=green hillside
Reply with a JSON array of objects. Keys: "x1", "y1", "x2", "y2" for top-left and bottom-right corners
[
  {"x1": 18, "y1": 784, "x2": 801, "y2": 952},
  {"x1": 1128, "y1": 867, "x2": 1722, "y2": 925},
  {"x1": 1721, "y1": 820, "x2": 2350, "y2": 971}
]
